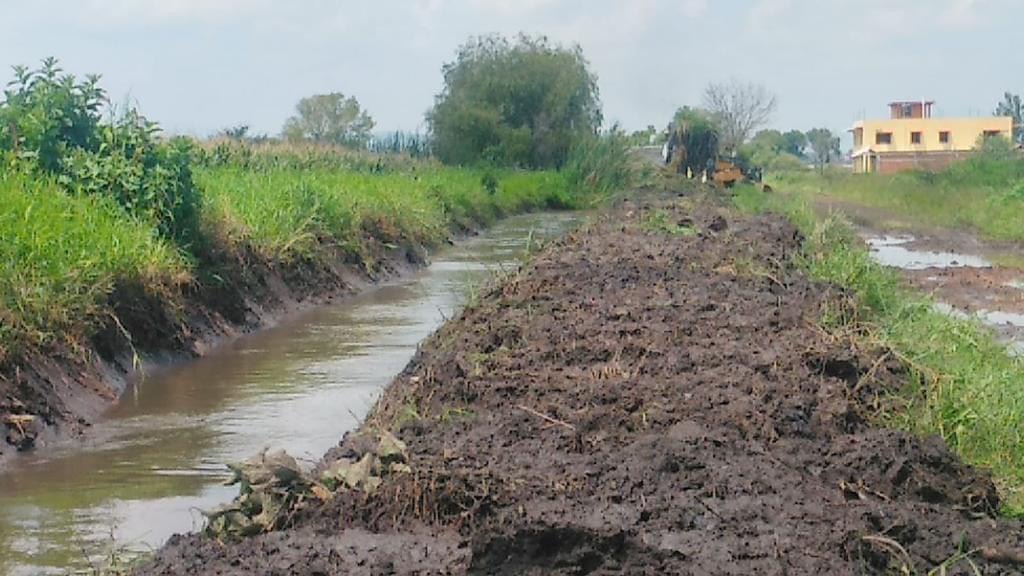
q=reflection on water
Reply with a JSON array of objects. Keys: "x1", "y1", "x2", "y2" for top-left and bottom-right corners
[
  {"x1": 866, "y1": 236, "x2": 991, "y2": 270},
  {"x1": 0, "y1": 212, "x2": 583, "y2": 575}
]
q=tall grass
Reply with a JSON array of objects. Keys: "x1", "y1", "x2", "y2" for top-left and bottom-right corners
[
  {"x1": 0, "y1": 130, "x2": 624, "y2": 370},
  {"x1": 0, "y1": 171, "x2": 186, "y2": 363},
  {"x1": 772, "y1": 154, "x2": 1024, "y2": 242},
  {"x1": 734, "y1": 184, "x2": 1024, "y2": 514},
  {"x1": 198, "y1": 165, "x2": 580, "y2": 264},
  {"x1": 564, "y1": 130, "x2": 634, "y2": 198}
]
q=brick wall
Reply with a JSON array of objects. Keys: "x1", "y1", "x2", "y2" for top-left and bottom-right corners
[{"x1": 876, "y1": 151, "x2": 970, "y2": 174}]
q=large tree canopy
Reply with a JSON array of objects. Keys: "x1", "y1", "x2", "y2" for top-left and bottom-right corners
[
  {"x1": 428, "y1": 34, "x2": 602, "y2": 168},
  {"x1": 282, "y1": 93, "x2": 375, "y2": 146}
]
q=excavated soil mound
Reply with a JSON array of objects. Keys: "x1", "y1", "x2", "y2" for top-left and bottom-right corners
[{"x1": 139, "y1": 197, "x2": 1024, "y2": 575}]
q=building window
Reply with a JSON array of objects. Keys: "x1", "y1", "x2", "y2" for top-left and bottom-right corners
[
  {"x1": 911, "y1": 132, "x2": 922, "y2": 145},
  {"x1": 939, "y1": 131, "x2": 951, "y2": 144},
  {"x1": 901, "y1": 103, "x2": 913, "y2": 118},
  {"x1": 984, "y1": 130, "x2": 1002, "y2": 138},
  {"x1": 876, "y1": 132, "x2": 893, "y2": 145}
]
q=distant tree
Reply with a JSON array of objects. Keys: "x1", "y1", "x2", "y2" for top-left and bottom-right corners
[
  {"x1": 220, "y1": 124, "x2": 250, "y2": 140},
  {"x1": 781, "y1": 130, "x2": 808, "y2": 157},
  {"x1": 806, "y1": 128, "x2": 840, "y2": 173},
  {"x1": 282, "y1": 93, "x2": 375, "y2": 146},
  {"x1": 428, "y1": 34, "x2": 602, "y2": 168},
  {"x1": 995, "y1": 92, "x2": 1023, "y2": 145},
  {"x1": 628, "y1": 125, "x2": 660, "y2": 146},
  {"x1": 702, "y1": 80, "x2": 777, "y2": 155}
]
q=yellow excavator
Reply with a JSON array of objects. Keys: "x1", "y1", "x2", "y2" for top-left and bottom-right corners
[{"x1": 664, "y1": 123, "x2": 770, "y2": 192}]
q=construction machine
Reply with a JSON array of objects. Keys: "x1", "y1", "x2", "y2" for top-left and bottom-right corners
[{"x1": 663, "y1": 121, "x2": 770, "y2": 191}]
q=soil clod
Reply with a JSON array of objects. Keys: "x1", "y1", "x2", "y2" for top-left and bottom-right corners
[{"x1": 139, "y1": 197, "x2": 1024, "y2": 575}]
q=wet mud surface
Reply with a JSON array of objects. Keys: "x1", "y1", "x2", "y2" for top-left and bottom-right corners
[
  {"x1": 140, "y1": 197, "x2": 1024, "y2": 575},
  {"x1": 859, "y1": 229, "x2": 1024, "y2": 350}
]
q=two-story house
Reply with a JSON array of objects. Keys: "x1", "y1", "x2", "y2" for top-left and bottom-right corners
[{"x1": 850, "y1": 101, "x2": 1013, "y2": 174}]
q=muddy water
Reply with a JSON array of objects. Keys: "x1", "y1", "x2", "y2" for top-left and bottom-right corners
[
  {"x1": 0, "y1": 212, "x2": 583, "y2": 576},
  {"x1": 866, "y1": 236, "x2": 992, "y2": 269},
  {"x1": 865, "y1": 233, "x2": 1024, "y2": 353}
]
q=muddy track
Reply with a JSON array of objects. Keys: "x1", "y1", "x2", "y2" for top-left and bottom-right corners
[{"x1": 140, "y1": 195, "x2": 1024, "y2": 575}]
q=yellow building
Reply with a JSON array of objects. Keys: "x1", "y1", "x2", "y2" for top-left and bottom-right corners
[{"x1": 850, "y1": 101, "x2": 1014, "y2": 174}]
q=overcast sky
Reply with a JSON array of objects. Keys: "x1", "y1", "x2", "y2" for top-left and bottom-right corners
[{"x1": 3, "y1": 0, "x2": 1021, "y2": 138}]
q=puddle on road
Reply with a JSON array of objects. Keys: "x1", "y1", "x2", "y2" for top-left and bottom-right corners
[
  {"x1": 869, "y1": 235, "x2": 1023, "y2": 355},
  {"x1": 0, "y1": 211, "x2": 584, "y2": 576},
  {"x1": 932, "y1": 302, "x2": 1024, "y2": 355},
  {"x1": 866, "y1": 236, "x2": 992, "y2": 270}
]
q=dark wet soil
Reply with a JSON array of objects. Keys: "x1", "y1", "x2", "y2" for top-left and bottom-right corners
[{"x1": 139, "y1": 195, "x2": 1024, "y2": 575}]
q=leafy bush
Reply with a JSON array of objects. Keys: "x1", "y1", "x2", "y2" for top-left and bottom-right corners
[
  {"x1": 428, "y1": 34, "x2": 602, "y2": 168},
  {"x1": 0, "y1": 59, "x2": 202, "y2": 246},
  {"x1": 0, "y1": 57, "x2": 104, "y2": 172},
  {"x1": 61, "y1": 110, "x2": 202, "y2": 246}
]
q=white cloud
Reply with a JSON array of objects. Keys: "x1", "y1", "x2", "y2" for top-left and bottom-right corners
[
  {"x1": 680, "y1": 0, "x2": 708, "y2": 17},
  {"x1": 79, "y1": 0, "x2": 272, "y2": 24}
]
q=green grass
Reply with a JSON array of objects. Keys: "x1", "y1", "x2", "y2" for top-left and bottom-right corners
[
  {"x1": 198, "y1": 165, "x2": 581, "y2": 263},
  {"x1": 771, "y1": 157, "x2": 1024, "y2": 242},
  {"x1": 734, "y1": 184, "x2": 1024, "y2": 514},
  {"x1": 0, "y1": 153, "x2": 600, "y2": 366},
  {"x1": 0, "y1": 171, "x2": 186, "y2": 364}
]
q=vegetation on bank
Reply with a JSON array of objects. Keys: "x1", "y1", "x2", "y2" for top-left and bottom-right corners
[
  {"x1": 733, "y1": 184, "x2": 1024, "y2": 514},
  {"x1": 768, "y1": 141, "x2": 1024, "y2": 243},
  {"x1": 0, "y1": 56, "x2": 632, "y2": 369}
]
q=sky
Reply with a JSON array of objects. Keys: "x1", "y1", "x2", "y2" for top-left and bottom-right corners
[{"x1": 2, "y1": 0, "x2": 1022, "y2": 139}]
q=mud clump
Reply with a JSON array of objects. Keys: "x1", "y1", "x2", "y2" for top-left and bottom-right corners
[{"x1": 139, "y1": 198, "x2": 1024, "y2": 575}]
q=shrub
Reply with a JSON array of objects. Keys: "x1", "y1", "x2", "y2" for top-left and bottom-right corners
[
  {"x1": 0, "y1": 57, "x2": 104, "y2": 172},
  {"x1": 60, "y1": 110, "x2": 202, "y2": 246},
  {"x1": 428, "y1": 34, "x2": 602, "y2": 169},
  {"x1": 0, "y1": 59, "x2": 202, "y2": 247}
]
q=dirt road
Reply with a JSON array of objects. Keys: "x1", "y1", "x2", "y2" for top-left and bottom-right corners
[
  {"x1": 815, "y1": 196, "x2": 1024, "y2": 351},
  {"x1": 139, "y1": 194, "x2": 1024, "y2": 575}
]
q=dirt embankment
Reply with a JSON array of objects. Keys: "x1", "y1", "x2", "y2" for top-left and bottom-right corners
[
  {"x1": 140, "y1": 195, "x2": 1024, "y2": 575},
  {"x1": 0, "y1": 235, "x2": 429, "y2": 466}
]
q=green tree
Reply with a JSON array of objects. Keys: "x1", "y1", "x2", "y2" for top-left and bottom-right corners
[
  {"x1": 750, "y1": 129, "x2": 784, "y2": 152},
  {"x1": 781, "y1": 130, "x2": 807, "y2": 157},
  {"x1": 282, "y1": 93, "x2": 375, "y2": 146},
  {"x1": 220, "y1": 124, "x2": 251, "y2": 140},
  {"x1": 995, "y1": 92, "x2": 1023, "y2": 145},
  {"x1": 428, "y1": 34, "x2": 602, "y2": 168},
  {"x1": 806, "y1": 128, "x2": 840, "y2": 173}
]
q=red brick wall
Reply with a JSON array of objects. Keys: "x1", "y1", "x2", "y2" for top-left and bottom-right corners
[{"x1": 876, "y1": 151, "x2": 969, "y2": 174}]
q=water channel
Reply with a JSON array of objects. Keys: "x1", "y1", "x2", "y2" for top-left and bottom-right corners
[{"x1": 0, "y1": 211, "x2": 584, "y2": 575}]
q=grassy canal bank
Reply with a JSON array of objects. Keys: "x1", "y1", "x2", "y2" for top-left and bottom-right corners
[
  {"x1": 0, "y1": 141, "x2": 624, "y2": 458},
  {"x1": 734, "y1": 183, "x2": 1024, "y2": 514}
]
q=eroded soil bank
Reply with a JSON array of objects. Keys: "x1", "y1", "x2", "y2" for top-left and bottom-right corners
[
  {"x1": 0, "y1": 233, "x2": 427, "y2": 466},
  {"x1": 141, "y1": 194, "x2": 1024, "y2": 575}
]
